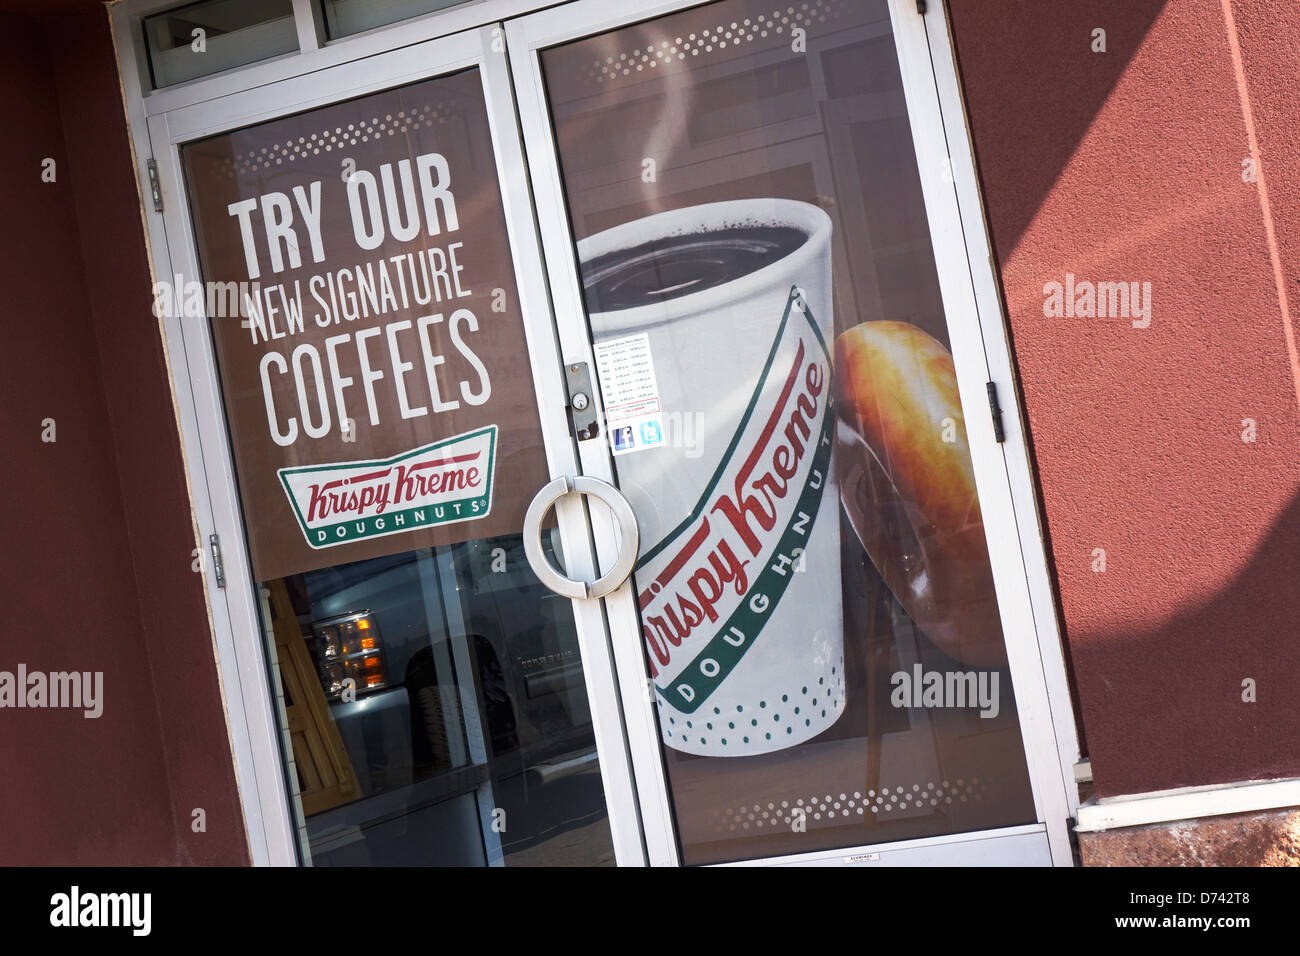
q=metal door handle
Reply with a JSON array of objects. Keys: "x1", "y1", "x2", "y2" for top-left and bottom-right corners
[{"x1": 523, "y1": 476, "x2": 639, "y2": 599}]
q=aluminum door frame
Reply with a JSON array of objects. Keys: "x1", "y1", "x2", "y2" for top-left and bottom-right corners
[
  {"x1": 138, "y1": 24, "x2": 650, "y2": 866},
  {"x1": 506, "y1": 0, "x2": 1079, "y2": 867}
]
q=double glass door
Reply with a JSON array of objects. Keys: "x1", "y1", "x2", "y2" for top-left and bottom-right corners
[{"x1": 151, "y1": 0, "x2": 1066, "y2": 866}]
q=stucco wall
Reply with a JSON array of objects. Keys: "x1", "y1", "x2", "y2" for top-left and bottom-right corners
[
  {"x1": 947, "y1": 0, "x2": 1300, "y2": 797},
  {"x1": 0, "y1": 8, "x2": 248, "y2": 864}
]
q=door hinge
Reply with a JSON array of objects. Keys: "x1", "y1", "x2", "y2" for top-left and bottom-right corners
[
  {"x1": 916, "y1": 0, "x2": 927, "y2": 14},
  {"x1": 146, "y1": 158, "x2": 163, "y2": 213},
  {"x1": 209, "y1": 533, "x2": 227, "y2": 589},
  {"x1": 986, "y1": 381, "x2": 1006, "y2": 443}
]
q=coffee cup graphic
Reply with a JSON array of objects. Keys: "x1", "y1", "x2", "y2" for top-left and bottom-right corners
[{"x1": 579, "y1": 199, "x2": 844, "y2": 756}]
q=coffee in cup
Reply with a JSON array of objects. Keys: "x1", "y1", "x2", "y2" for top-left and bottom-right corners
[{"x1": 579, "y1": 199, "x2": 844, "y2": 757}]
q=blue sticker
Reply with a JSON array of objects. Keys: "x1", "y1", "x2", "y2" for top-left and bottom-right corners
[{"x1": 613, "y1": 425, "x2": 636, "y2": 451}]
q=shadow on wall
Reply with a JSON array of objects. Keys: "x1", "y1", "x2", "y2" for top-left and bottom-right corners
[
  {"x1": 944, "y1": 0, "x2": 1173, "y2": 760},
  {"x1": 1072, "y1": 485, "x2": 1300, "y2": 797},
  {"x1": 946, "y1": 0, "x2": 1170, "y2": 254}
]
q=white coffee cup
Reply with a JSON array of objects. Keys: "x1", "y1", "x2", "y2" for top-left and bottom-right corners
[{"x1": 579, "y1": 199, "x2": 844, "y2": 756}]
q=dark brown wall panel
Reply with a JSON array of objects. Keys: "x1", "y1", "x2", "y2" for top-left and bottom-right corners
[{"x1": 0, "y1": 9, "x2": 248, "y2": 864}]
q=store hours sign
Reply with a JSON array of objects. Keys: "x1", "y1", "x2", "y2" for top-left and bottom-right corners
[{"x1": 182, "y1": 69, "x2": 549, "y2": 581}]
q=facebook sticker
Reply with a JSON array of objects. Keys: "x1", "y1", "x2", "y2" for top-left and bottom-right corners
[{"x1": 613, "y1": 425, "x2": 635, "y2": 452}]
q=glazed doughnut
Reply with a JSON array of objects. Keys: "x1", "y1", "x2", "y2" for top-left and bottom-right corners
[{"x1": 833, "y1": 321, "x2": 1007, "y2": 669}]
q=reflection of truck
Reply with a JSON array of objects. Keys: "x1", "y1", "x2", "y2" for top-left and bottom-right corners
[{"x1": 294, "y1": 532, "x2": 610, "y2": 865}]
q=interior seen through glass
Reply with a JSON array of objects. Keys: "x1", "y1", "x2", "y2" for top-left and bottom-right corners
[{"x1": 265, "y1": 533, "x2": 615, "y2": 866}]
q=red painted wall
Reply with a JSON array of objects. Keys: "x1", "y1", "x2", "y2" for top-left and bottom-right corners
[
  {"x1": 948, "y1": 0, "x2": 1300, "y2": 797},
  {"x1": 0, "y1": 8, "x2": 248, "y2": 864}
]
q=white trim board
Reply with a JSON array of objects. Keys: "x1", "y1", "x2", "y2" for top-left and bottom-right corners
[{"x1": 1076, "y1": 777, "x2": 1300, "y2": 833}]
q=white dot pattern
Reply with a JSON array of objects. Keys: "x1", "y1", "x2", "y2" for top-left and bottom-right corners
[
  {"x1": 714, "y1": 778, "x2": 992, "y2": 832},
  {"x1": 214, "y1": 104, "x2": 457, "y2": 178},
  {"x1": 588, "y1": 1, "x2": 844, "y2": 85},
  {"x1": 661, "y1": 654, "x2": 845, "y2": 752}
]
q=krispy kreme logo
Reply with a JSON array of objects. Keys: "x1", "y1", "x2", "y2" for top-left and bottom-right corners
[
  {"x1": 278, "y1": 425, "x2": 496, "y2": 548},
  {"x1": 639, "y1": 288, "x2": 833, "y2": 713}
]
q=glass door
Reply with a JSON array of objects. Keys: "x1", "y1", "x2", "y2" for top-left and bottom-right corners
[
  {"x1": 508, "y1": 0, "x2": 1067, "y2": 865},
  {"x1": 140, "y1": 0, "x2": 1070, "y2": 868},
  {"x1": 146, "y1": 26, "x2": 649, "y2": 865}
]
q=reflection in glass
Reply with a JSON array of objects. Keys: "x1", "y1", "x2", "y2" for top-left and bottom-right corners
[
  {"x1": 144, "y1": 0, "x2": 298, "y2": 89},
  {"x1": 267, "y1": 532, "x2": 615, "y2": 866},
  {"x1": 321, "y1": 0, "x2": 471, "y2": 39}
]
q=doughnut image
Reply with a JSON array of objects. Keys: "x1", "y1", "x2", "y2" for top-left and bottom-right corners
[{"x1": 833, "y1": 321, "x2": 1008, "y2": 669}]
